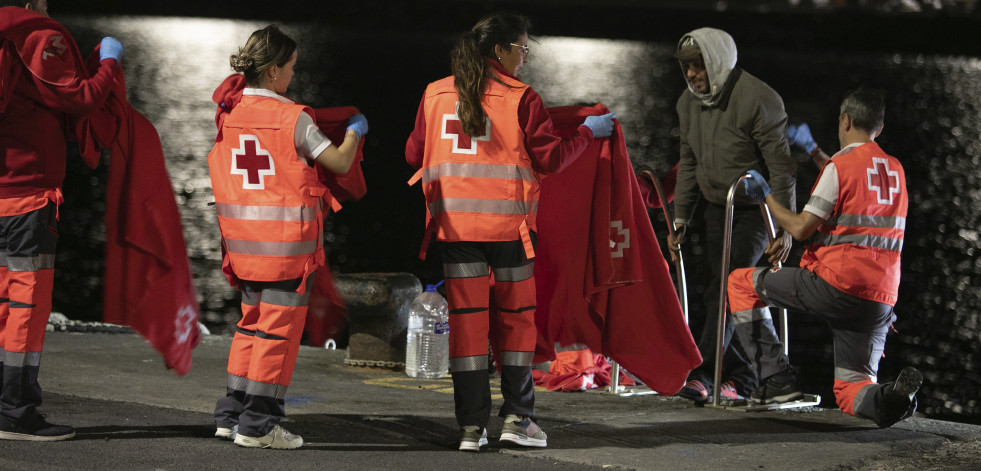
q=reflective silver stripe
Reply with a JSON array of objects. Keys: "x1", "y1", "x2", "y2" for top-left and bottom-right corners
[
  {"x1": 429, "y1": 198, "x2": 534, "y2": 216},
  {"x1": 731, "y1": 307, "x2": 771, "y2": 325},
  {"x1": 750, "y1": 267, "x2": 770, "y2": 300},
  {"x1": 7, "y1": 254, "x2": 56, "y2": 272},
  {"x1": 9, "y1": 301, "x2": 34, "y2": 309},
  {"x1": 246, "y1": 378, "x2": 289, "y2": 400},
  {"x1": 241, "y1": 288, "x2": 261, "y2": 306},
  {"x1": 1, "y1": 349, "x2": 41, "y2": 368},
  {"x1": 812, "y1": 233, "x2": 903, "y2": 252},
  {"x1": 423, "y1": 162, "x2": 534, "y2": 184},
  {"x1": 828, "y1": 213, "x2": 906, "y2": 230},
  {"x1": 227, "y1": 373, "x2": 249, "y2": 392},
  {"x1": 224, "y1": 239, "x2": 317, "y2": 257},
  {"x1": 500, "y1": 351, "x2": 534, "y2": 367},
  {"x1": 216, "y1": 203, "x2": 316, "y2": 222},
  {"x1": 806, "y1": 195, "x2": 835, "y2": 215},
  {"x1": 0, "y1": 252, "x2": 7, "y2": 268},
  {"x1": 450, "y1": 355, "x2": 488, "y2": 373},
  {"x1": 443, "y1": 262, "x2": 488, "y2": 279},
  {"x1": 851, "y1": 382, "x2": 877, "y2": 412},
  {"x1": 555, "y1": 343, "x2": 588, "y2": 353},
  {"x1": 492, "y1": 263, "x2": 534, "y2": 282},
  {"x1": 835, "y1": 367, "x2": 875, "y2": 383},
  {"x1": 260, "y1": 288, "x2": 312, "y2": 307}
]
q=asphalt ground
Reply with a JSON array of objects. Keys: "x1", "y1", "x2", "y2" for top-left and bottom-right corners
[{"x1": 1, "y1": 331, "x2": 979, "y2": 471}]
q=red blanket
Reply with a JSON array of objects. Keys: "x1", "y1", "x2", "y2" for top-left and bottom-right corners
[
  {"x1": 534, "y1": 104, "x2": 701, "y2": 395},
  {"x1": 211, "y1": 75, "x2": 366, "y2": 346},
  {"x1": 532, "y1": 348, "x2": 636, "y2": 392},
  {"x1": 0, "y1": 6, "x2": 106, "y2": 168},
  {"x1": 95, "y1": 52, "x2": 200, "y2": 375}
]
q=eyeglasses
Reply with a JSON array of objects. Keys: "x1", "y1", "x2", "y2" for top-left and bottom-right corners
[{"x1": 509, "y1": 43, "x2": 530, "y2": 56}]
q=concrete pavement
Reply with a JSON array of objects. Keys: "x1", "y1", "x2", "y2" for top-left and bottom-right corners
[{"x1": 2, "y1": 331, "x2": 979, "y2": 470}]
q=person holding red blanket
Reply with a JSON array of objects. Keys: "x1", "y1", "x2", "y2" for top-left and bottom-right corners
[
  {"x1": 207, "y1": 25, "x2": 367, "y2": 450},
  {"x1": 405, "y1": 12, "x2": 615, "y2": 452},
  {"x1": 0, "y1": 0, "x2": 122, "y2": 441}
]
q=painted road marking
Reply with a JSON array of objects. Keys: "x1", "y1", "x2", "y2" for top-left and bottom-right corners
[{"x1": 364, "y1": 376, "x2": 546, "y2": 399}]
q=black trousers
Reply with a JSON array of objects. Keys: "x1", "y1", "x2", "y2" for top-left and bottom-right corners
[{"x1": 686, "y1": 203, "x2": 768, "y2": 395}]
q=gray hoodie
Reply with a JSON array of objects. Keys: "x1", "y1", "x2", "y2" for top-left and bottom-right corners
[
  {"x1": 679, "y1": 28, "x2": 738, "y2": 108},
  {"x1": 673, "y1": 28, "x2": 796, "y2": 225}
]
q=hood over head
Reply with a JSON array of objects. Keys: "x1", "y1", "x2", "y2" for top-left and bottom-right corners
[{"x1": 677, "y1": 28, "x2": 738, "y2": 106}]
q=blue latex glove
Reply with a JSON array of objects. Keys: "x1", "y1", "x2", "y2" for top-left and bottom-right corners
[
  {"x1": 100, "y1": 37, "x2": 123, "y2": 63},
  {"x1": 581, "y1": 112, "x2": 617, "y2": 138},
  {"x1": 742, "y1": 170, "x2": 771, "y2": 202},
  {"x1": 346, "y1": 114, "x2": 368, "y2": 138},
  {"x1": 787, "y1": 123, "x2": 816, "y2": 153}
]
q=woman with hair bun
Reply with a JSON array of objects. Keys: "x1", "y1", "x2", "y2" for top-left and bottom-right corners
[
  {"x1": 405, "y1": 12, "x2": 616, "y2": 452},
  {"x1": 207, "y1": 25, "x2": 367, "y2": 450}
]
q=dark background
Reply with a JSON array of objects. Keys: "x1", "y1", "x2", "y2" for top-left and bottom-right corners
[{"x1": 38, "y1": 0, "x2": 981, "y2": 425}]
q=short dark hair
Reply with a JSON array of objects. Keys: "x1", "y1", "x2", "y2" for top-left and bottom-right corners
[
  {"x1": 0, "y1": 1, "x2": 37, "y2": 8},
  {"x1": 840, "y1": 88, "x2": 885, "y2": 135}
]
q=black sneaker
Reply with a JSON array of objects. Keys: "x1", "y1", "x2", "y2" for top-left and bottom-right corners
[
  {"x1": 751, "y1": 369, "x2": 803, "y2": 404},
  {"x1": 0, "y1": 414, "x2": 75, "y2": 441},
  {"x1": 873, "y1": 367, "x2": 923, "y2": 428}
]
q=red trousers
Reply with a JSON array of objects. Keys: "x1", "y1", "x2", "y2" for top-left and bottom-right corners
[
  {"x1": 214, "y1": 275, "x2": 312, "y2": 437},
  {"x1": 0, "y1": 203, "x2": 58, "y2": 423},
  {"x1": 442, "y1": 239, "x2": 537, "y2": 428}
]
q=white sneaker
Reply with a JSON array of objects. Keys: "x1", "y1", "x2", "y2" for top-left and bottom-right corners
[
  {"x1": 233, "y1": 424, "x2": 303, "y2": 449},
  {"x1": 499, "y1": 414, "x2": 547, "y2": 448},
  {"x1": 458, "y1": 426, "x2": 488, "y2": 452},
  {"x1": 215, "y1": 425, "x2": 237, "y2": 440}
]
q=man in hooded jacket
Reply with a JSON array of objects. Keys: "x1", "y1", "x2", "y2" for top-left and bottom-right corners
[{"x1": 666, "y1": 27, "x2": 798, "y2": 404}]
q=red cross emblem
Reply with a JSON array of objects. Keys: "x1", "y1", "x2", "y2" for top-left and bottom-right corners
[
  {"x1": 441, "y1": 103, "x2": 490, "y2": 154},
  {"x1": 609, "y1": 220, "x2": 630, "y2": 258},
  {"x1": 230, "y1": 134, "x2": 275, "y2": 189},
  {"x1": 866, "y1": 157, "x2": 900, "y2": 205},
  {"x1": 42, "y1": 35, "x2": 67, "y2": 61}
]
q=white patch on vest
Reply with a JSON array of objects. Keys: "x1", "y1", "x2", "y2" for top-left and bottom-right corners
[
  {"x1": 441, "y1": 102, "x2": 491, "y2": 155},
  {"x1": 230, "y1": 134, "x2": 275, "y2": 190},
  {"x1": 866, "y1": 157, "x2": 900, "y2": 205}
]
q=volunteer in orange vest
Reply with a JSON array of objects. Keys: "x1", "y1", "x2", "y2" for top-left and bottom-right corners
[
  {"x1": 405, "y1": 12, "x2": 616, "y2": 452},
  {"x1": 729, "y1": 88, "x2": 922, "y2": 428},
  {"x1": 207, "y1": 25, "x2": 367, "y2": 450},
  {"x1": 1, "y1": 0, "x2": 123, "y2": 441}
]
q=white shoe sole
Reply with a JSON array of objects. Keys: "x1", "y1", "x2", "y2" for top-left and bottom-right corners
[
  {"x1": 458, "y1": 437, "x2": 488, "y2": 451},
  {"x1": 753, "y1": 391, "x2": 804, "y2": 405},
  {"x1": 0, "y1": 430, "x2": 76, "y2": 441},
  {"x1": 499, "y1": 432, "x2": 547, "y2": 448},
  {"x1": 233, "y1": 434, "x2": 302, "y2": 449}
]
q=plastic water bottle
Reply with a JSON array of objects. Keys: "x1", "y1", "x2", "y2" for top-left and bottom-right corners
[{"x1": 405, "y1": 281, "x2": 450, "y2": 378}]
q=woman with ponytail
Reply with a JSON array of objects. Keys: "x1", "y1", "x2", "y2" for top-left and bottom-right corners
[
  {"x1": 207, "y1": 25, "x2": 367, "y2": 450},
  {"x1": 405, "y1": 12, "x2": 616, "y2": 452}
]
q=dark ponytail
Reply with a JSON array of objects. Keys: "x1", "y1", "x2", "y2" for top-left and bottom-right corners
[{"x1": 450, "y1": 13, "x2": 531, "y2": 138}]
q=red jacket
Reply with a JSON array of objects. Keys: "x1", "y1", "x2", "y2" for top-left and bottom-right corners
[{"x1": 0, "y1": 7, "x2": 118, "y2": 198}]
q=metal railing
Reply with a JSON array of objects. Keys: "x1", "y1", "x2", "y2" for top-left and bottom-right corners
[{"x1": 707, "y1": 172, "x2": 818, "y2": 410}]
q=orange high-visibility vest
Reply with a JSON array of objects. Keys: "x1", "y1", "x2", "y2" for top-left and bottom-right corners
[
  {"x1": 410, "y1": 74, "x2": 538, "y2": 258},
  {"x1": 801, "y1": 142, "x2": 907, "y2": 306},
  {"x1": 207, "y1": 95, "x2": 326, "y2": 285}
]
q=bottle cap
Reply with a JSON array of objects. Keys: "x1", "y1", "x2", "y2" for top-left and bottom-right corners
[{"x1": 425, "y1": 280, "x2": 445, "y2": 292}]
